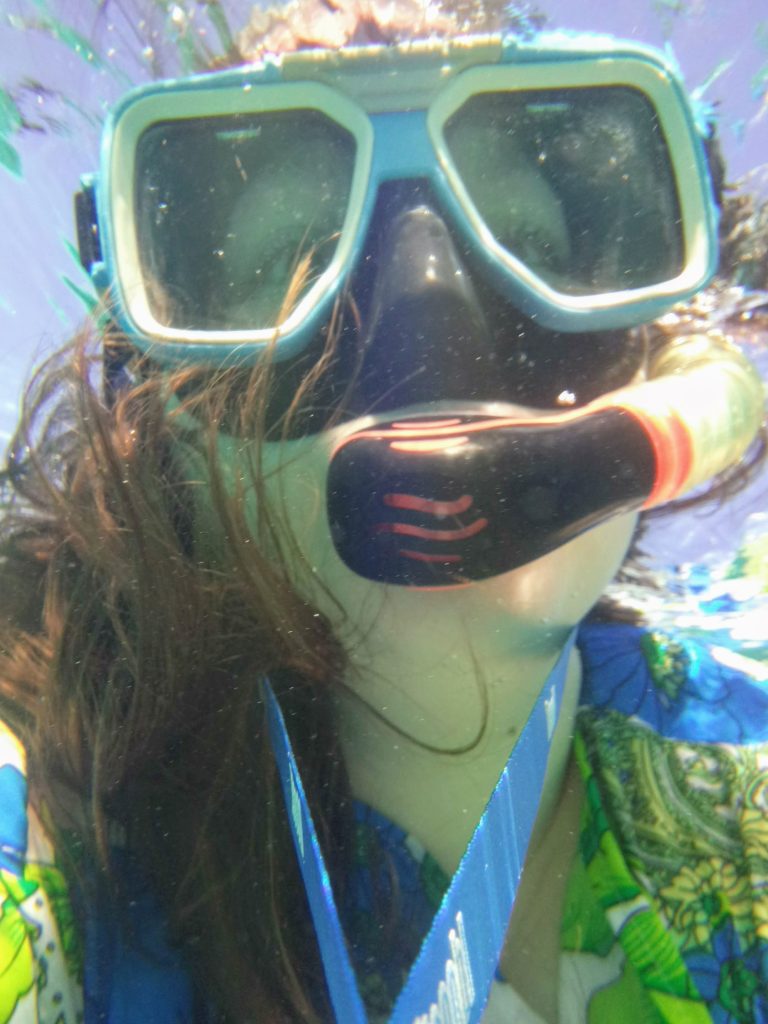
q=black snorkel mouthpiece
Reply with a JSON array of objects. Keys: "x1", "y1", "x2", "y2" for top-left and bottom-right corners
[
  {"x1": 328, "y1": 333, "x2": 765, "y2": 588},
  {"x1": 327, "y1": 409, "x2": 655, "y2": 587}
]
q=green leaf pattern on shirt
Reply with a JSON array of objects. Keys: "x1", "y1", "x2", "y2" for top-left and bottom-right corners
[
  {"x1": 0, "y1": 858, "x2": 83, "y2": 1024},
  {"x1": 565, "y1": 706, "x2": 768, "y2": 1023}
]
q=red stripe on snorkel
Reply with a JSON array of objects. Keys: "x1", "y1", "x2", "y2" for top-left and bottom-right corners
[
  {"x1": 374, "y1": 518, "x2": 489, "y2": 542},
  {"x1": 391, "y1": 419, "x2": 463, "y2": 430},
  {"x1": 389, "y1": 437, "x2": 470, "y2": 453},
  {"x1": 614, "y1": 402, "x2": 695, "y2": 507},
  {"x1": 398, "y1": 549, "x2": 463, "y2": 564},
  {"x1": 333, "y1": 415, "x2": 565, "y2": 452},
  {"x1": 328, "y1": 411, "x2": 584, "y2": 461},
  {"x1": 384, "y1": 493, "x2": 474, "y2": 516}
]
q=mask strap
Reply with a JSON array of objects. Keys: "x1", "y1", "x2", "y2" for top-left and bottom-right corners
[{"x1": 264, "y1": 627, "x2": 577, "y2": 1023}]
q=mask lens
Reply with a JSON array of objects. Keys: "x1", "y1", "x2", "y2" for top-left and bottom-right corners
[
  {"x1": 443, "y1": 86, "x2": 684, "y2": 295},
  {"x1": 134, "y1": 110, "x2": 357, "y2": 332}
]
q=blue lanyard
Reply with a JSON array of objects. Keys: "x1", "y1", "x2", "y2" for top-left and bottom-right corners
[{"x1": 264, "y1": 628, "x2": 576, "y2": 1024}]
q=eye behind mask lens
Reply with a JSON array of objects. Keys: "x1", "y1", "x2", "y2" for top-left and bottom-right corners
[
  {"x1": 443, "y1": 85, "x2": 685, "y2": 296},
  {"x1": 134, "y1": 109, "x2": 356, "y2": 333}
]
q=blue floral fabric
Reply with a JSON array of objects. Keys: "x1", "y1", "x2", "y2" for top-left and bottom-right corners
[
  {"x1": 0, "y1": 722, "x2": 84, "y2": 1023},
  {"x1": 344, "y1": 804, "x2": 451, "y2": 1015},
  {"x1": 567, "y1": 624, "x2": 768, "y2": 1023},
  {"x1": 579, "y1": 623, "x2": 768, "y2": 744}
]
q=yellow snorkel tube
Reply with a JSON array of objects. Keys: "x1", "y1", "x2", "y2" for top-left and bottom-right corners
[{"x1": 602, "y1": 333, "x2": 765, "y2": 508}]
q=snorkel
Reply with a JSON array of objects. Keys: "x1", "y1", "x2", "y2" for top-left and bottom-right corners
[{"x1": 329, "y1": 333, "x2": 764, "y2": 586}]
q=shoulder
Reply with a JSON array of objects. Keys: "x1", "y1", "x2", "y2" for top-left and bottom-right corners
[
  {"x1": 0, "y1": 719, "x2": 83, "y2": 1024},
  {"x1": 577, "y1": 621, "x2": 768, "y2": 745}
]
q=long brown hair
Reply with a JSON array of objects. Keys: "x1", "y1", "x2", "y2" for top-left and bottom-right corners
[{"x1": 0, "y1": 329, "x2": 352, "y2": 1021}]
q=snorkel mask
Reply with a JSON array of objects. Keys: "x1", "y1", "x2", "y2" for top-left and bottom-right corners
[{"x1": 75, "y1": 33, "x2": 765, "y2": 587}]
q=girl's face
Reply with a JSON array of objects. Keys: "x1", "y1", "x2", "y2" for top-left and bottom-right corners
[{"x1": 206, "y1": 87, "x2": 648, "y2": 693}]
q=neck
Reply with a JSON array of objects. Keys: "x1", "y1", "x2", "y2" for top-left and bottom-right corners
[{"x1": 333, "y1": 609, "x2": 582, "y2": 875}]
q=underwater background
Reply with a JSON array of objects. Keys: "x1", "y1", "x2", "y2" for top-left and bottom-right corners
[{"x1": 0, "y1": 0, "x2": 766, "y2": 654}]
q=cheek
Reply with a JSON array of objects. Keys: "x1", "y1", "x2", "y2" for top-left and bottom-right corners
[{"x1": 261, "y1": 436, "x2": 390, "y2": 631}]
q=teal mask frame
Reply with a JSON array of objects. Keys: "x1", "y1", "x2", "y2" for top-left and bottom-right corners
[{"x1": 78, "y1": 32, "x2": 719, "y2": 366}]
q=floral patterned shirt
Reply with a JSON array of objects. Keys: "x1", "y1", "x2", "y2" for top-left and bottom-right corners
[
  {"x1": 568, "y1": 625, "x2": 768, "y2": 1023},
  {"x1": 0, "y1": 623, "x2": 767, "y2": 1022},
  {"x1": 0, "y1": 725, "x2": 82, "y2": 1023},
  {"x1": 345, "y1": 625, "x2": 768, "y2": 1024}
]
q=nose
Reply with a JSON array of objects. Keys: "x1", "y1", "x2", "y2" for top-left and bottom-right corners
[{"x1": 353, "y1": 198, "x2": 497, "y2": 411}]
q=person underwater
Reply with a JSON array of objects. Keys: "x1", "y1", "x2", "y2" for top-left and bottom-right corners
[{"x1": 0, "y1": 4, "x2": 767, "y2": 1023}]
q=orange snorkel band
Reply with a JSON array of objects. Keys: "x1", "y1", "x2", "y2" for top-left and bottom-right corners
[{"x1": 604, "y1": 334, "x2": 765, "y2": 508}]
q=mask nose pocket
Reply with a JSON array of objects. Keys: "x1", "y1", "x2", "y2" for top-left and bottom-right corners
[{"x1": 356, "y1": 205, "x2": 495, "y2": 410}]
